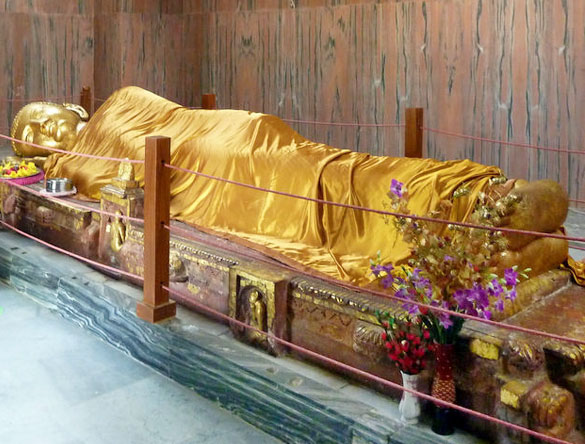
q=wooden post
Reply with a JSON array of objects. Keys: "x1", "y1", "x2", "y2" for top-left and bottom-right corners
[
  {"x1": 201, "y1": 93, "x2": 216, "y2": 110},
  {"x1": 136, "y1": 136, "x2": 176, "y2": 323},
  {"x1": 80, "y1": 86, "x2": 92, "y2": 116},
  {"x1": 405, "y1": 108, "x2": 424, "y2": 158}
]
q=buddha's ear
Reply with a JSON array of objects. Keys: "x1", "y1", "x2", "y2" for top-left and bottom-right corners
[{"x1": 62, "y1": 103, "x2": 90, "y2": 121}]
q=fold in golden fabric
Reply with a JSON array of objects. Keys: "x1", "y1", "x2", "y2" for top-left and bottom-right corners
[{"x1": 44, "y1": 86, "x2": 503, "y2": 285}]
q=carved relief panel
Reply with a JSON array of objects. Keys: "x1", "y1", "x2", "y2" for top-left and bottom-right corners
[{"x1": 229, "y1": 265, "x2": 291, "y2": 355}]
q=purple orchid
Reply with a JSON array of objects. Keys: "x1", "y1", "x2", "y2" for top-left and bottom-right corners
[
  {"x1": 435, "y1": 301, "x2": 454, "y2": 329},
  {"x1": 506, "y1": 288, "x2": 517, "y2": 301},
  {"x1": 504, "y1": 268, "x2": 518, "y2": 286},
  {"x1": 381, "y1": 274, "x2": 394, "y2": 289},
  {"x1": 390, "y1": 179, "x2": 404, "y2": 198},
  {"x1": 370, "y1": 263, "x2": 394, "y2": 278},
  {"x1": 489, "y1": 279, "x2": 504, "y2": 298}
]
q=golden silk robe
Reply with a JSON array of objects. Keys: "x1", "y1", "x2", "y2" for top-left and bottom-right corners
[{"x1": 44, "y1": 86, "x2": 502, "y2": 284}]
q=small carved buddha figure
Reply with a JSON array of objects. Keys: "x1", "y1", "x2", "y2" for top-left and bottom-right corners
[
  {"x1": 10, "y1": 102, "x2": 89, "y2": 157},
  {"x1": 109, "y1": 210, "x2": 127, "y2": 253},
  {"x1": 247, "y1": 289, "x2": 267, "y2": 344}
]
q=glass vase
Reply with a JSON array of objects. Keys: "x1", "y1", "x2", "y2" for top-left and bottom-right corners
[
  {"x1": 431, "y1": 343, "x2": 455, "y2": 435},
  {"x1": 399, "y1": 371, "x2": 423, "y2": 424}
]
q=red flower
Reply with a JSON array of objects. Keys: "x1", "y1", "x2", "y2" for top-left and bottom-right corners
[{"x1": 379, "y1": 314, "x2": 433, "y2": 374}]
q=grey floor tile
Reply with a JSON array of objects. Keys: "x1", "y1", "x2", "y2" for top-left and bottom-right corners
[{"x1": 0, "y1": 285, "x2": 281, "y2": 444}]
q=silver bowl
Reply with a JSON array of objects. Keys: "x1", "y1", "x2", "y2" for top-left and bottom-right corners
[{"x1": 46, "y1": 178, "x2": 73, "y2": 193}]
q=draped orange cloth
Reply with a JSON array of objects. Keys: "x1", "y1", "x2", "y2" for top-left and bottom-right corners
[{"x1": 44, "y1": 86, "x2": 503, "y2": 284}]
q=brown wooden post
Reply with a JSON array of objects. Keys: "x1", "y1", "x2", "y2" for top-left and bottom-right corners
[
  {"x1": 136, "y1": 136, "x2": 176, "y2": 323},
  {"x1": 201, "y1": 93, "x2": 216, "y2": 110},
  {"x1": 405, "y1": 108, "x2": 424, "y2": 158},
  {"x1": 80, "y1": 86, "x2": 92, "y2": 116}
]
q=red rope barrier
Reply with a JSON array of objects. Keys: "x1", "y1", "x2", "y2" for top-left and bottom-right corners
[
  {"x1": 424, "y1": 126, "x2": 585, "y2": 156},
  {"x1": 570, "y1": 198, "x2": 585, "y2": 205},
  {"x1": 163, "y1": 223, "x2": 585, "y2": 348},
  {"x1": 282, "y1": 118, "x2": 404, "y2": 128},
  {"x1": 0, "y1": 133, "x2": 144, "y2": 164},
  {"x1": 0, "y1": 220, "x2": 143, "y2": 281},
  {"x1": 164, "y1": 163, "x2": 585, "y2": 244},
  {"x1": 163, "y1": 283, "x2": 572, "y2": 444},
  {"x1": 0, "y1": 179, "x2": 144, "y2": 224}
]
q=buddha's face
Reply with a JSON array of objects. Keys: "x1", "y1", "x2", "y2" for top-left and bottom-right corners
[{"x1": 11, "y1": 102, "x2": 88, "y2": 157}]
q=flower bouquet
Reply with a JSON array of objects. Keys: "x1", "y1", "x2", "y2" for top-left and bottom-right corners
[
  {"x1": 371, "y1": 179, "x2": 528, "y2": 433},
  {"x1": 377, "y1": 312, "x2": 433, "y2": 424}
]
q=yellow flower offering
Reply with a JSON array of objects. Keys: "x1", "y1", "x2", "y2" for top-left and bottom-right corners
[{"x1": 0, "y1": 159, "x2": 39, "y2": 179}]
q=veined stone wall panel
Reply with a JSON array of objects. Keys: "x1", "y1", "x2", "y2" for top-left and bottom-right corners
[
  {"x1": 198, "y1": 0, "x2": 585, "y2": 203},
  {"x1": 0, "y1": 0, "x2": 584, "y2": 203},
  {"x1": 94, "y1": 6, "x2": 199, "y2": 108},
  {"x1": 0, "y1": 1, "x2": 94, "y2": 141}
]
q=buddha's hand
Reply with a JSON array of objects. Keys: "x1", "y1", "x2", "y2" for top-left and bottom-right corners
[
  {"x1": 526, "y1": 382, "x2": 574, "y2": 439},
  {"x1": 489, "y1": 179, "x2": 569, "y2": 277}
]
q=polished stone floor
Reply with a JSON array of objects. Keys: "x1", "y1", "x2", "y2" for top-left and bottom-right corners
[{"x1": 0, "y1": 285, "x2": 281, "y2": 444}]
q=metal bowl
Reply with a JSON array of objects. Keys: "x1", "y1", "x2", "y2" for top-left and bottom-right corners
[{"x1": 46, "y1": 178, "x2": 73, "y2": 193}]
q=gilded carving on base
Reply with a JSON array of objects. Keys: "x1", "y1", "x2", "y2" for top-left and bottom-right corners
[
  {"x1": 228, "y1": 266, "x2": 290, "y2": 355},
  {"x1": 526, "y1": 382, "x2": 575, "y2": 439},
  {"x1": 169, "y1": 253, "x2": 188, "y2": 283},
  {"x1": 503, "y1": 337, "x2": 545, "y2": 378},
  {"x1": 353, "y1": 321, "x2": 386, "y2": 363},
  {"x1": 109, "y1": 210, "x2": 127, "y2": 253}
]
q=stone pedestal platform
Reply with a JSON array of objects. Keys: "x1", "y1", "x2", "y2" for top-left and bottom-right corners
[{"x1": 0, "y1": 230, "x2": 485, "y2": 444}]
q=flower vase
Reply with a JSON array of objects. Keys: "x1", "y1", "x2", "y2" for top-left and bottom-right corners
[
  {"x1": 399, "y1": 371, "x2": 423, "y2": 424},
  {"x1": 431, "y1": 343, "x2": 456, "y2": 435}
]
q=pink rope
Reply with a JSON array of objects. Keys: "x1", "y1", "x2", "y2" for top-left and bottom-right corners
[
  {"x1": 570, "y1": 198, "x2": 585, "y2": 205},
  {"x1": 164, "y1": 223, "x2": 585, "y2": 348},
  {"x1": 0, "y1": 179, "x2": 144, "y2": 224},
  {"x1": 163, "y1": 284, "x2": 572, "y2": 444},
  {"x1": 0, "y1": 132, "x2": 144, "y2": 164},
  {"x1": 0, "y1": 220, "x2": 143, "y2": 281},
  {"x1": 164, "y1": 163, "x2": 585, "y2": 244},
  {"x1": 424, "y1": 126, "x2": 585, "y2": 156},
  {"x1": 282, "y1": 118, "x2": 404, "y2": 128}
]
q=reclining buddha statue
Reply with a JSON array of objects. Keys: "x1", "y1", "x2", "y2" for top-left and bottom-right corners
[
  {"x1": 10, "y1": 86, "x2": 573, "y2": 285},
  {"x1": 10, "y1": 101, "x2": 89, "y2": 157}
]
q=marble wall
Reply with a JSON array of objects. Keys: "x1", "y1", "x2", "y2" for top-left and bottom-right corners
[{"x1": 1, "y1": 0, "x2": 584, "y2": 203}]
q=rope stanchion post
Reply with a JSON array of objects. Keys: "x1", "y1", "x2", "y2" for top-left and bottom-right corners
[
  {"x1": 202, "y1": 93, "x2": 216, "y2": 110},
  {"x1": 136, "y1": 136, "x2": 176, "y2": 323},
  {"x1": 405, "y1": 108, "x2": 423, "y2": 158},
  {"x1": 80, "y1": 86, "x2": 92, "y2": 116}
]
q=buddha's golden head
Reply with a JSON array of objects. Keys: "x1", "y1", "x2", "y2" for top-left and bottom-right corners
[{"x1": 10, "y1": 102, "x2": 89, "y2": 157}]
